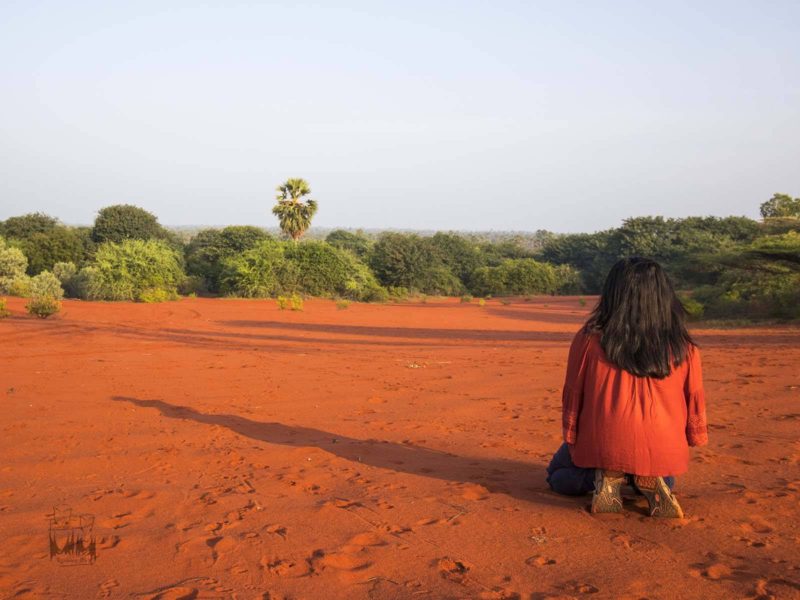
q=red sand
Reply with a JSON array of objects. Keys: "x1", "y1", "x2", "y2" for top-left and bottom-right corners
[{"x1": 1, "y1": 296, "x2": 798, "y2": 600}]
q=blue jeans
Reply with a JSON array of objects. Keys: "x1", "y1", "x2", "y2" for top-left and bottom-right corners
[{"x1": 546, "y1": 443, "x2": 675, "y2": 496}]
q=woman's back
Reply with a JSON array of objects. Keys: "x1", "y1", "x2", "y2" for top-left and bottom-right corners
[{"x1": 562, "y1": 330, "x2": 707, "y2": 477}]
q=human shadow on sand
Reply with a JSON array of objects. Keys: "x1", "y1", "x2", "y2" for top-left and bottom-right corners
[{"x1": 111, "y1": 395, "x2": 574, "y2": 508}]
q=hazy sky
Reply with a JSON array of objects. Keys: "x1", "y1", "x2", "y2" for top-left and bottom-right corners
[{"x1": 1, "y1": 1, "x2": 798, "y2": 232}]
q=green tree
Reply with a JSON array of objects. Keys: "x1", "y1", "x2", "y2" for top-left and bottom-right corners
[
  {"x1": 428, "y1": 232, "x2": 485, "y2": 283},
  {"x1": 0, "y1": 213, "x2": 58, "y2": 239},
  {"x1": 326, "y1": 229, "x2": 373, "y2": 259},
  {"x1": 283, "y1": 241, "x2": 387, "y2": 300},
  {"x1": 760, "y1": 193, "x2": 800, "y2": 219},
  {"x1": 369, "y1": 233, "x2": 437, "y2": 291},
  {"x1": 185, "y1": 226, "x2": 270, "y2": 292},
  {"x1": 91, "y1": 204, "x2": 168, "y2": 244},
  {"x1": 219, "y1": 239, "x2": 286, "y2": 298},
  {"x1": 78, "y1": 239, "x2": 185, "y2": 301},
  {"x1": 19, "y1": 227, "x2": 89, "y2": 275},
  {"x1": 539, "y1": 230, "x2": 617, "y2": 292},
  {"x1": 272, "y1": 178, "x2": 318, "y2": 241},
  {"x1": 469, "y1": 259, "x2": 564, "y2": 296}
]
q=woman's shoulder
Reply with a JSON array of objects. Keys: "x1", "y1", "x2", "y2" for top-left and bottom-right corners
[
  {"x1": 572, "y1": 326, "x2": 600, "y2": 346},
  {"x1": 569, "y1": 327, "x2": 602, "y2": 358}
]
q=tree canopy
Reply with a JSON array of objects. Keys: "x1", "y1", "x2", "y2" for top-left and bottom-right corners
[
  {"x1": 91, "y1": 204, "x2": 168, "y2": 244},
  {"x1": 272, "y1": 178, "x2": 318, "y2": 241}
]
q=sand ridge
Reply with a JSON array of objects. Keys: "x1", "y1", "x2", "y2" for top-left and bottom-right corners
[{"x1": 0, "y1": 296, "x2": 798, "y2": 599}]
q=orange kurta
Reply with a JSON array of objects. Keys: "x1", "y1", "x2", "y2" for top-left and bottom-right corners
[{"x1": 562, "y1": 330, "x2": 708, "y2": 477}]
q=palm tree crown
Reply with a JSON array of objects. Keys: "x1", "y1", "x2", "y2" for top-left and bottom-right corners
[{"x1": 272, "y1": 178, "x2": 318, "y2": 241}]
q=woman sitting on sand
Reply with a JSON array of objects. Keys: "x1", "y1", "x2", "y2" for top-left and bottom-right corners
[{"x1": 546, "y1": 257, "x2": 708, "y2": 518}]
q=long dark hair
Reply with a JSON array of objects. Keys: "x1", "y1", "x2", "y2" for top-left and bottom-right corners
[{"x1": 584, "y1": 257, "x2": 694, "y2": 378}]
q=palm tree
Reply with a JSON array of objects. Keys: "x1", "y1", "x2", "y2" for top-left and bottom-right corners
[{"x1": 272, "y1": 178, "x2": 318, "y2": 241}]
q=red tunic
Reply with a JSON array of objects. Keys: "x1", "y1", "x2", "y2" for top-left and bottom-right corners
[{"x1": 562, "y1": 329, "x2": 708, "y2": 477}]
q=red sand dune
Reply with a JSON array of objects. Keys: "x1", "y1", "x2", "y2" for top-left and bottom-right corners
[{"x1": 0, "y1": 296, "x2": 798, "y2": 599}]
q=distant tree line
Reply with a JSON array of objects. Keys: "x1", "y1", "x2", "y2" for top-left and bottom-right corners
[{"x1": 0, "y1": 191, "x2": 798, "y2": 320}]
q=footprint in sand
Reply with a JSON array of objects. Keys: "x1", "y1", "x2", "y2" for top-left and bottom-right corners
[
  {"x1": 97, "y1": 534, "x2": 121, "y2": 550},
  {"x1": 688, "y1": 557, "x2": 735, "y2": 581},
  {"x1": 122, "y1": 489, "x2": 156, "y2": 500},
  {"x1": 347, "y1": 532, "x2": 387, "y2": 547},
  {"x1": 144, "y1": 587, "x2": 199, "y2": 600},
  {"x1": 97, "y1": 578, "x2": 120, "y2": 598},
  {"x1": 321, "y1": 552, "x2": 372, "y2": 571},
  {"x1": 560, "y1": 581, "x2": 600, "y2": 594},
  {"x1": 478, "y1": 588, "x2": 522, "y2": 600},
  {"x1": 436, "y1": 557, "x2": 472, "y2": 583},
  {"x1": 739, "y1": 516, "x2": 775, "y2": 534},
  {"x1": 205, "y1": 535, "x2": 236, "y2": 562},
  {"x1": 260, "y1": 555, "x2": 312, "y2": 577},
  {"x1": 525, "y1": 555, "x2": 557, "y2": 567},
  {"x1": 264, "y1": 524, "x2": 287, "y2": 539},
  {"x1": 98, "y1": 511, "x2": 135, "y2": 530}
]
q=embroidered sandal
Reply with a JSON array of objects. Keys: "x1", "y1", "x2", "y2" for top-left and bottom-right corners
[
  {"x1": 633, "y1": 475, "x2": 684, "y2": 518},
  {"x1": 591, "y1": 470, "x2": 625, "y2": 514}
]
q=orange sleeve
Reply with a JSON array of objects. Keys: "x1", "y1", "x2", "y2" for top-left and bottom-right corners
[
  {"x1": 561, "y1": 330, "x2": 592, "y2": 445},
  {"x1": 684, "y1": 344, "x2": 708, "y2": 447}
]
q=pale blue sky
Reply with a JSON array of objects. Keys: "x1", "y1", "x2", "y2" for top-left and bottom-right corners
[{"x1": 1, "y1": 1, "x2": 798, "y2": 231}]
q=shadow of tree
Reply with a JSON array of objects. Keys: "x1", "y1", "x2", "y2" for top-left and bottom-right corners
[{"x1": 217, "y1": 320, "x2": 575, "y2": 343}]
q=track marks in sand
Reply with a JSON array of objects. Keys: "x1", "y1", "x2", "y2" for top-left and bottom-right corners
[
  {"x1": 97, "y1": 578, "x2": 120, "y2": 598},
  {"x1": 260, "y1": 531, "x2": 389, "y2": 584},
  {"x1": 135, "y1": 576, "x2": 227, "y2": 600}
]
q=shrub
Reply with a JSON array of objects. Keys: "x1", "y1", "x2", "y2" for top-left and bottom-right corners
[
  {"x1": 220, "y1": 240, "x2": 285, "y2": 298},
  {"x1": 80, "y1": 239, "x2": 184, "y2": 301},
  {"x1": 421, "y1": 265, "x2": 464, "y2": 296},
  {"x1": 553, "y1": 264, "x2": 582, "y2": 294},
  {"x1": 478, "y1": 298, "x2": 486, "y2": 307},
  {"x1": 26, "y1": 296, "x2": 60, "y2": 318},
  {"x1": 469, "y1": 258, "x2": 566, "y2": 297},
  {"x1": 139, "y1": 288, "x2": 178, "y2": 303},
  {"x1": 5, "y1": 276, "x2": 31, "y2": 297},
  {"x1": 185, "y1": 226, "x2": 270, "y2": 293},
  {"x1": 26, "y1": 271, "x2": 63, "y2": 318},
  {"x1": 679, "y1": 294, "x2": 705, "y2": 319},
  {"x1": 335, "y1": 299, "x2": 351, "y2": 310},
  {"x1": 369, "y1": 233, "x2": 462, "y2": 296},
  {"x1": 369, "y1": 233, "x2": 439, "y2": 291},
  {"x1": 276, "y1": 293, "x2": 303, "y2": 310},
  {"x1": 283, "y1": 241, "x2": 386, "y2": 301},
  {"x1": 386, "y1": 286, "x2": 409, "y2": 301},
  {"x1": 289, "y1": 293, "x2": 304, "y2": 311},
  {"x1": 53, "y1": 261, "x2": 82, "y2": 298},
  {"x1": 0, "y1": 298, "x2": 9, "y2": 318},
  {"x1": 578, "y1": 297, "x2": 587, "y2": 307},
  {"x1": 178, "y1": 275, "x2": 207, "y2": 296},
  {"x1": 0, "y1": 237, "x2": 28, "y2": 293},
  {"x1": 460, "y1": 295, "x2": 473, "y2": 303},
  {"x1": 53, "y1": 261, "x2": 77, "y2": 283}
]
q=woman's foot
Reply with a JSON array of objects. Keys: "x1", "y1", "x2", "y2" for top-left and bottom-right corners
[
  {"x1": 591, "y1": 470, "x2": 625, "y2": 514},
  {"x1": 633, "y1": 475, "x2": 684, "y2": 518}
]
